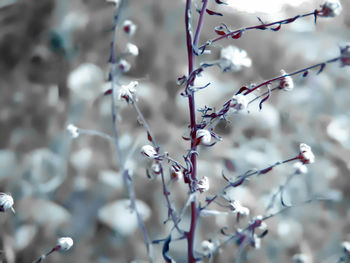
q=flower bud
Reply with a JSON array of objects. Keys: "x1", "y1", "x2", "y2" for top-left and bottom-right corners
[
  {"x1": 279, "y1": 70, "x2": 294, "y2": 91},
  {"x1": 57, "y1": 237, "x2": 73, "y2": 251},
  {"x1": 66, "y1": 124, "x2": 79, "y2": 139},
  {"x1": 126, "y1": 43, "x2": 139, "y2": 56},
  {"x1": 0, "y1": 193, "x2": 15, "y2": 213},
  {"x1": 141, "y1": 145, "x2": 158, "y2": 159},
  {"x1": 117, "y1": 59, "x2": 131, "y2": 73},
  {"x1": 196, "y1": 129, "x2": 211, "y2": 146},
  {"x1": 122, "y1": 20, "x2": 137, "y2": 36}
]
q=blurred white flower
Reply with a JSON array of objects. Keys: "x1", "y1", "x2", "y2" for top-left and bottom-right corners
[
  {"x1": 122, "y1": 20, "x2": 137, "y2": 36},
  {"x1": 0, "y1": 193, "x2": 15, "y2": 213},
  {"x1": 57, "y1": 237, "x2": 73, "y2": 251},
  {"x1": 320, "y1": 0, "x2": 342, "y2": 17},
  {"x1": 66, "y1": 124, "x2": 79, "y2": 139},
  {"x1": 201, "y1": 240, "x2": 215, "y2": 254},
  {"x1": 196, "y1": 129, "x2": 211, "y2": 145},
  {"x1": 126, "y1": 43, "x2": 139, "y2": 56},
  {"x1": 293, "y1": 162, "x2": 308, "y2": 174},
  {"x1": 118, "y1": 81, "x2": 138, "y2": 104},
  {"x1": 299, "y1": 143, "x2": 315, "y2": 164},
  {"x1": 141, "y1": 145, "x2": 158, "y2": 158},
  {"x1": 197, "y1": 176, "x2": 209, "y2": 193},
  {"x1": 230, "y1": 94, "x2": 248, "y2": 112},
  {"x1": 219, "y1": 45, "x2": 252, "y2": 72},
  {"x1": 117, "y1": 59, "x2": 131, "y2": 73},
  {"x1": 279, "y1": 69, "x2": 294, "y2": 91},
  {"x1": 229, "y1": 200, "x2": 250, "y2": 216}
]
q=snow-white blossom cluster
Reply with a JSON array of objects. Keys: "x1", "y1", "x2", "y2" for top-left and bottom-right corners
[
  {"x1": 299, "y1": 143, "x2": 315, "y2": 164},
  {"x1": 219, "y1": 45, "x2": 252, "y2": 72}
]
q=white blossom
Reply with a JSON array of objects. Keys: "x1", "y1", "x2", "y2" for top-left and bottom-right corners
[
  {"x1": 279, "y1": 70, "x2": 294, "y2": 91},
  {"x1": 197, "y1": 177, "x2": 209, "y2": 193},
  {"x1": 66, "y1": 124, "x2": 79, "y2": 139},
  {"x1": 229, "y1": 200, "x2": 250, "y2": 216},
  {"x1": 141, "y1": 145, "x2": 158, "y2": 159},
  {"x1": 230, "y1": 94, "x2": 248, "y2": 112},
  {"x1": 117, "y1": 59, "x2": 131, "y2": 73},
  {"x1": 151, "y1": 161, "x2": 161, "y2": 175},
  {"x1": 320, "y1": 0, "x2": 342, "y2": 17},
  {"x1": 171, "y1": 166, "x2": 183, "y2": 181},
  {"x1": 219, "y1": 45, "x2": 252, "y2": 72},
  {"x1": 126, "y1": 43, "x2": 139, "y2": 56},
  {"x1": 0, "y1": 193, "x2": 15, "y2": 213},
  {"x1": 299, "y1": 143, "x2": 315, "y2": 164},
  {"x1": 201, "y1": 240, "x2": 215, "y2": 254},
  {"x1": 196, "y1": 129, "x2": 211, "y2": 146},
  {"x1": 118, "y1": 81, "x2": 138, "y2": 104},
  {"x1": 57, "y1": 237, "x2": 73, "y2": 251},
  {"x1": 293, "y1": 162, "x2": 308, "y2": 174},
  {"x1": 122, "y1": 20, "x2": 137, "y2": 36}
]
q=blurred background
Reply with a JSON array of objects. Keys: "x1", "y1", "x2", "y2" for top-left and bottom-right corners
[{"x1": 0, "y1": 0, "x2": 349, "y2": 262}]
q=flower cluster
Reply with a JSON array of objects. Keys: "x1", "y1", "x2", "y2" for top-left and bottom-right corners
[{"x1": 299, "y1": 143, "x2": 315, "y2": 164}]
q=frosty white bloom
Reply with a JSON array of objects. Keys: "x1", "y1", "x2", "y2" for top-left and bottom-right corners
[
  {"x1": 279, "y1": 70, "x2": 294, "y2": 91},
  {"x1": 141, "y1": 145, "x2": 158, "y2": 158},
  {"x1": 229, "y1": 200, "x2": 250, "y2": 216},
  {"x1": 293, "y1": 162, "x2": 308, "y2": 174},
  {"x1": 230, "y1": 94, "x2": 248, "y2": 112},
  {"x1": 219, "y1": 45, "x2": 252, "y2": 72},
  {"x1": 320, "y1": 0, "x2": 342, "y2": 17},
  {"x1": 196, "y1": 129, "x2": 211, "y2": 146},
  {"x1": 197, "y1": 176, "x2": 209, "y2": 193},
  {"x1": 122, "y1": 20, "x2": 137, "y2": 36},
  {"x1": 117, "y1": 59, "x2": 131, "y2": 73},
  {"x1": 293, "y1": 254, "x2": 310, "y2": 263},
  {"x1": 342, "y1": 241, "x2": 350, "y2": 254},
  {"x1": 57, "y1": 237, "x2": 73, "y2": 251},
  {"x1": 340, "y1": 44, "x2": 350, "y2": 67},
  {"x1": 299, "y1": 143, "x2": 315, "y2": 164},
  {"x1": 0, "y1": 193, "x2": 15, "y2": 213},
  {"x1": 201, "y1": 240, "x2": 215, "y2": 253},
  {"x1": 66, "y1": 124, "x2": 79, "y2": 139},
  {"x1": 126, "y1": 43, "x2": 139, "y2": 56},
  {"x1": 118, "y1": 81, "x2": 138, "y2": 104}
]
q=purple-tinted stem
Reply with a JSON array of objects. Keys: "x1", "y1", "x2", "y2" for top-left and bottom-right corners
[
  {"x1": 199, "y1": 10, "x2": 318, "y2": 50},
  {"x1": 109, "y1": 2, "x2": 153, "y2": 261},
  {"x1": 34, "y1": 246, "x2": 59, "y2": 263},
  {"x1": 244, "y1": 57, "x2": 341, "y2": 95},
  {"x1": 193, "y1": 0, "x2": 209, "y2": 48}
]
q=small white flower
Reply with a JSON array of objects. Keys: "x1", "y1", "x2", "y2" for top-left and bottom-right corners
[
  {"x1": 320, "y1": 0, "x2": 342, "y2": 17},
  {"x1": 229, "y1": 200, "x2": 250, "y2": 216},
  {"x1": 66, "y1": 124, "x2": 79, "y2": 139},
  {"x1": 293, "y1": 162, "x2": 308, "y2": 174},
  {"x1": 170, "y1": 166, "x2": 183, "y2": 181},
  {"x1": 299, "y1": 143, "x2": 315, "y2": 164},
  {"x1": 122, "y1": 20, "x2": 137, "y2": 36},
  {"x1": 340, "y1": 44, "x2": 350, "y2": 67},
  {"x1": 230, "y1": 94, "x2": 248, "y2": 112},
  {"x1": 151, "y1": 161, "x2": 161, "y2": 175},
  {"x1": 196, "y1": 129, "x2": 211, "y2": 146},
  {"x1": 219, "y1": 45, "x2": 252, "y2": 72},
  {"x1": 197, "y1": 177, "x2": 209, "y2": 193},
  {"x1": 117, "y1": 59, "x2": 131, "y2": 73},
  {"x1": 118, "y1": 81, "x2": 138, "y2": 104},
  {"x1": 126, "y1": 43, "x2": 139, "y2": 56},
  {"x1": 342, "y1": 241, "x2": 350, "y2": 254},
  {"x1": 293, "y1": 254, "x2": 310, "y2": 263},
  {"x1": 201, "y1": 240, "x2": 215, "y2": 254},
  {"x1": 141, "y1": 145, "x2": 158, "y2": 159},
  {"x1": 0, "y1": 193, "x2": 15, "y2": 213},
  {"x1": 279, "y1": 70, "x2": 294, "y2": 91},
  {"x1": 57, "y1": 237, "x2": 73, "y2": 251}
]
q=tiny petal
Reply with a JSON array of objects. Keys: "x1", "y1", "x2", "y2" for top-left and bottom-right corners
[
  {"x1": 126, "y1": 43, "x2": 139, "y2": 56},
  {"x1": 197, "y1": 177, "x2": 209, "y2": 193},
  {"x1": 219, "y1": 45, "x2": 251, "y2": 72},
  {"x1": 122, "y1": 20, "x2": 137, "y2": 36},
  {"x1": 293, "y1": 162, "x2": 308, "y2": 174},
  {"x1": 117, "y1": 59, "x2": 131, "y2": 73},
  {"x1": 118, "y1": 81, "x2": 138, "y2": 104},
  {"x1": 141, "y1": 145, "x2": 158, "y2": 159},
  {"x1": 230, "y1": 94, "x2": 248, "y2": 112},
  {"x1": 299, "y1": 143, "x2": 315, "y2": 164},
  {"x1": 0, "y1": 193, "x2": 15, "y2": 213},
  {"x1": 57, "y1": 237, "x2": 73, "y2": 251},
  {"x1": 66, "y1": 124, "x2": 79, "y2": 139},
  {"x1": 279, "y1": 70, "x2": 294, "y2": 91},
  {"x1": 196, "y1": 129, "x2": 211, "y2": 146},
  {"x1": 320, "y1": 0, "x2": 342, "y2": 17}
]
